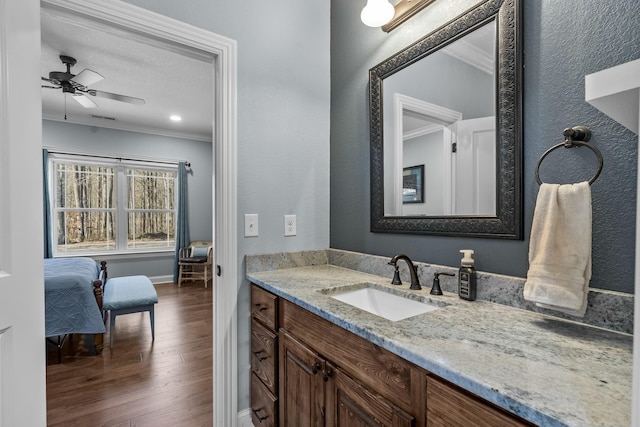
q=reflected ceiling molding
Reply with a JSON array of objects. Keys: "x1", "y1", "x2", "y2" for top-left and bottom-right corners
[
  {"x1": 381, "y1": 0, "x2": 437, "y2": 32},
  {"x1": 440, "y1": 22, "x2": 496, "y2": 74}
]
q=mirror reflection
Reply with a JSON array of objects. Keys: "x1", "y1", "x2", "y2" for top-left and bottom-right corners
[{"x1": 384, "y1": 21, "x2": 496, "y2": 217}]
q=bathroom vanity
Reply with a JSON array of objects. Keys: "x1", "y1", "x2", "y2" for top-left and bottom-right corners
[
  {"x1": 247, "y1": 251, "x2": 632, "y2": 427},
  {"x1": 251, "y1": 283, "x2": 532, "y2": 426}
]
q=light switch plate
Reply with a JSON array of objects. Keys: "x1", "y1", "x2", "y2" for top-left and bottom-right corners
[{"x1": 244, "y1": 214, "x2": 258, "y2": 237}]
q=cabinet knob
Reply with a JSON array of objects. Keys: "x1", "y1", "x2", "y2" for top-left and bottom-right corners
[
  {"x1": 311, "y1": 363, "x2": 321, "y2": 374},
  {"x1": 323, "y1": 368, "x2": 334, "y2": 382}
]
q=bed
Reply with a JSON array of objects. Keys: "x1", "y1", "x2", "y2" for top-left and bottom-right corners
[{"x1": 44, "y1": 257, "x2": 107, "y2": 358}]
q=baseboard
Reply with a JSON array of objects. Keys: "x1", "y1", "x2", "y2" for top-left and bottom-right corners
[
  {"x1": 237, "y1": 408, "x2": 253, "y2": 427},
  {"x1": 148, "y1": 275, "x2": 173, "y2": 284}
]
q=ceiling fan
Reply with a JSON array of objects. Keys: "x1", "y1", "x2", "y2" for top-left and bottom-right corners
[{"x1": 41, "y1": 55, "x2": 145, "y2": 108}]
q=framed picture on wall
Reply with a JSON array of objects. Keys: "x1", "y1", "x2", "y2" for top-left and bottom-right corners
[{"x1": 403, "y1": 165, "x2": 424, "y2": 204}]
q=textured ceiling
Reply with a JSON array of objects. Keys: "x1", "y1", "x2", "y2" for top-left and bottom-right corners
[{"x1": 41, "y1": 7, "x2": 213, "y2": 142}]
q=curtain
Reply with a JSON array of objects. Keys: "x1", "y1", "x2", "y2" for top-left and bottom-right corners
[
  {"x1": 43, "y1": 149, "x2": 53, "y2": 258},
  {"x1": 173, "y1": 162, "x2": 190, "y2": 282}
]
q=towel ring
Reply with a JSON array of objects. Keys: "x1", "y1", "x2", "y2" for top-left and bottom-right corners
[{"x1": 535, "y1": 126, "x2": 603, "y2": 186}]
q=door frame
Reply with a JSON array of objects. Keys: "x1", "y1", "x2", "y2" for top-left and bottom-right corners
[
  {"x1": 0, "y1": 0, "x2": 47, "y2": 424},
  {"x1": 40, "y1": 1, "x2": 238, "y2": 425}
]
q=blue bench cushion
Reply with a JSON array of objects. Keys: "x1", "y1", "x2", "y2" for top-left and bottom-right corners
[
  {"x1": 103, "y1": 275, "x2": 158, "y2": 311},
  {"x1": 191, "y1": 246, "x2": 210, "y2": 257},
  {"x1": 179, "y1": 256, "x2": 208, "y2": 263}
]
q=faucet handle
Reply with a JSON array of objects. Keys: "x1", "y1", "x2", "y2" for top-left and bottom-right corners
[
  {"x1": 391, "y1": 265, "x2": 402, "y2": 285},
  {"x1": 431, "y1": 272, "x2": 455, "y2": 295}
]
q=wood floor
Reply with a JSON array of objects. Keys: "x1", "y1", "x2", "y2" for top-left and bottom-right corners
[{"x1": 46, "y1": 282, "x2": 213, "y2": 426}]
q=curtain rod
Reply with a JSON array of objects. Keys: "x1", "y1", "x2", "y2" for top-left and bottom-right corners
[{"x1": 46, "y1": 149, "x2": 190, "y2": 168}]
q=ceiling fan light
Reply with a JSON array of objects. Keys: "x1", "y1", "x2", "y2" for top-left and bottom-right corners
[
  {"x1": 361, "y1": 0, "x2": 395, "y2": 27},
  {"x1": 170, "y1": 115, "x2": 182, "y2": 122}
]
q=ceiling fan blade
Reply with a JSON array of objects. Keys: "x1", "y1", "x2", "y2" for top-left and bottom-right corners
[
  {"x1": 41, "y1": 76, "x2": 60, "y2": 85},
  {"x1": 89, "y1": 89, "x2": 146, "y2": 105},
  {"x1": 72, "y1": 94, "x2": 98, "y2": 108},
  {"x1": 71, "y1": 69, "x2": 104, "y2": 87},
  {"x1": 42, "y1": 85, "x2": 61, "y2": 89}
]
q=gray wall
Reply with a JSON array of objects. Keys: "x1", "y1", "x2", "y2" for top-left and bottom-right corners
[
  {"x1": 331, "y1": 0, "x2": 640, "y2": 294},
  {"x1": 123, "y1": 0, "x2": 331, "y2": 411},
  {"x1": 42, "y1": 120, "x2": 213, "y2": 279}
]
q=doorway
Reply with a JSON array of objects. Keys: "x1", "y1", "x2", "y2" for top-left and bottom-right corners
[{"x1": 40, "y1": 1, "x2": 238, "y2": 425}]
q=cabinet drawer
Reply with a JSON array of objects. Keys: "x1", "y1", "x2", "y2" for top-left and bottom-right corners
[
  {"x1": 251, "y1": 284, "x2": 278, "y2": 330},
  {"x1": 251, "y1": 373, "x2": 278, "y2": 427},
  {"x1": 426, "y1": 375, "x2": 532, "y2": 427},
  {"x1": 251, "y1": 318, "x2": 278, "y2": 394}
]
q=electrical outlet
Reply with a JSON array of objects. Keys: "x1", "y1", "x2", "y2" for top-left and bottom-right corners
[
  {"x1": 244, "y1": 214, "x2": 259, "y2": 237},
  {"x1": 284, "y1": 214, "x2": 296, "y2": 236}
]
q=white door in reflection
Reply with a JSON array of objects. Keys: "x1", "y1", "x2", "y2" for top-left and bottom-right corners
[
  {"x1": 453, "y1": 116, "x2": 496, "y2": 216},
  {"x1": 399, "y1": 111, "x2": 496, "y2": 217}
]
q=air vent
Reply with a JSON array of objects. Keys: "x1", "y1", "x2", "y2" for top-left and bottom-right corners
[{"x1": 90, "y1": 114, "x2": 117, "y2": 121}]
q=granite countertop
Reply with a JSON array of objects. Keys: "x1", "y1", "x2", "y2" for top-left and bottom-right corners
[{"x1": 247, "y1": 264, "x2": 632, "y2": 427}]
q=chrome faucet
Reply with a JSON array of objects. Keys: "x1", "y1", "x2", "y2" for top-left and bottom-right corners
[{"x1": 388, "y1": 254, "x2": 421, "y2": 290}]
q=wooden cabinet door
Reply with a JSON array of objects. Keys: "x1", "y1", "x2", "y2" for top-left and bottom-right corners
[
  {"x1": 279, "y1": 331, "x2": 326, "y2": 427},
  {"x1": 326, "y1": 365, "x2": 415, "y2": 427}
]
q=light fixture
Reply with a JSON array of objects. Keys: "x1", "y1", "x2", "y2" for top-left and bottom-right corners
[
  {"x1": 170, "y1": 115, "x2": 182, "y2": 122},
  {"x1": 361, "y1": 0, "x2": 395, "y2": 28}
]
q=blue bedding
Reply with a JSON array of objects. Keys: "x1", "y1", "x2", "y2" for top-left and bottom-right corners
[{"x1": 44, "y1": 258, "x2": 106, "y2": 337}]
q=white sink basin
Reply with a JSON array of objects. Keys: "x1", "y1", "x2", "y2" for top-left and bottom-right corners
[{"x1": 323, "y1": 283, "x2": 444, "y2": 321}]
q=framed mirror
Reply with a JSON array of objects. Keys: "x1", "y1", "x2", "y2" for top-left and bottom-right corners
[{"x1": 369, "y1": 0, "x2": 522, "y2": 239}]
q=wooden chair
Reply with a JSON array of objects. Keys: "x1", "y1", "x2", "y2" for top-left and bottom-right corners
[{"x1": 178, "y1": 240, "x2": 213, "y2": 288}]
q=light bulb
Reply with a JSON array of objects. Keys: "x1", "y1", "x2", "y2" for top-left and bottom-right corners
[{"x1": 361, "y1": 0, "x2": 395, "y2": 28}]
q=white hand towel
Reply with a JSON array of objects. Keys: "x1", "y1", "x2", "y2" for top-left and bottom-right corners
[{"x1": 523, "y1": 182, "x2": 592, "y2": 317}]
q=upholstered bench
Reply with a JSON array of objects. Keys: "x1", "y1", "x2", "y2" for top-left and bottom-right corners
[{"x1": 103, "y1": 275, "x2": 158, "y2": 347}]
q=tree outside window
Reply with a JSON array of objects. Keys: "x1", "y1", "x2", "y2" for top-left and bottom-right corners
[{"x1": 52, "y1": 158, "x2": 176, "y2": 255}]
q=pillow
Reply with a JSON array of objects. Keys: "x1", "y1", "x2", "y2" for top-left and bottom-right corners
[{"x1": 191, "y1": 246, "x2": 210, "y2": 258}]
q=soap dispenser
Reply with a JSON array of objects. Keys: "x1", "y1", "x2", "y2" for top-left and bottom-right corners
[{"x1": 458, "y1": 249, "x2": 477, "y2": 301}]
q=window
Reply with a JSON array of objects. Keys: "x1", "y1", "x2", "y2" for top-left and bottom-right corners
[{"x1": 51, "y1": 155, "x2": 177, "y2": 255}]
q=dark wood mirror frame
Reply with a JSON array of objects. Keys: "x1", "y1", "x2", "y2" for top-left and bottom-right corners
[{"x1": 369, "y1": 0, "x2": 523, "y2": 239}]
